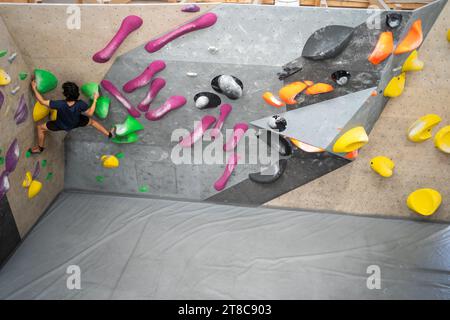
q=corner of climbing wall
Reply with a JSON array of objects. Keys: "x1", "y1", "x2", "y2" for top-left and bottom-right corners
[{"x1": 0, "y1": 12, "x2": 65, "y2": 266}]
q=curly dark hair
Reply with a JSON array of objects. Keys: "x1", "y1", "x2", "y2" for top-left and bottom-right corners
[{"x1": 62, "y1": 82, "x2": 80, "y2": 101}]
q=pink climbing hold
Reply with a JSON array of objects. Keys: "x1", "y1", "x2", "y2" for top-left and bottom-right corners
[
  {"x1": 100, "y1": 80, "x2": 141, "y2": 118},
  {"x1": 145, "y1": 96, "x2": 187, "y2": 121},
  {"x1": 214, "y1": 152, "x2": 240, "y2": 191},
  {"x1": 138, "y1": 78, "x2": 166, "y2": 112},
  {"x1": 181, "y1": 4, "x2": 200, "y2": 13},
  {"x1": 210, "y1": 104, "x2": 232, "y2": 140},
  {"x1": 223, "y1": 123, "x2": 248, "y2": 151},
  {"x1": 145, "y1": 13, "x2": 218, "y2": 53},
  {"x1": 179, "y1": 115, "x2": 216, "y2": 148},
  {"x1": 92, "y1": 15, "x2": 143, "y2": 63},
  {"x1": 123, "y1": 60, "x2": 166, "y2": 93}
]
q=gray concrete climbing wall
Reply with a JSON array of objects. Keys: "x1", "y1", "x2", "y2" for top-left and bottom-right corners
[
  {"x1": 62, "y1": 4, "x2": 374, "y2": 201},
  {"x1": 60, "y1": 3, "x2": 445, "y2": 205}
]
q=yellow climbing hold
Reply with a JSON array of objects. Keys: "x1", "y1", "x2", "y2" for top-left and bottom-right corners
[
  {"x1": 407, "y1": 188, "x2": 442, "y2": 216},
  {"x1": 101, "y1": 155, "x2": 120, "y2": 168},
  {"x1": 0, "y1": 68, "x2": 11, "y2": 86},
  {"x1": 332, "y1": 126, "x2": 369, "y2": 153},
  {"x1": 402, "y1": 50, "x2": 424, "y2": 72},
  {"x1": 407, "y1": 114, "x2": 442, "y2": 142},
  {"x1": 384, "y1": 72, "x2": 406, "y2": 98},
  {"x1": 22, "y1": 171, "x2": 33, "y2": 188},
  {"x1": 33, "y1": 101, "x2": 50, "y2": 122},
  {"x1": 370, "y1": 156, "x2": 395, "y2": 178},
  {"x1": 434, "y1": 125, "x2": 450, "y2": 154},
  {"x1": 28, "y1": 180, "x2": 43, "y2": 199},
  {"x1": 447, "y1": 29, "x2": 450, "y2": 42}
]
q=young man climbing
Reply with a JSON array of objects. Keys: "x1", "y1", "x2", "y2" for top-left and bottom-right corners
[{"x1": 29, "y1": 80, "x2": 114, "y2": 154}]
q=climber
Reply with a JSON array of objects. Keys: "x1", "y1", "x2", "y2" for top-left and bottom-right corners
[{"x1": 28, "y1": 80, "x2": 115, "y2": 154}]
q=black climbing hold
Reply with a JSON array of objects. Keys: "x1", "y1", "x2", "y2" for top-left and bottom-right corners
[
  {"x1": 386, "y1": 13, "x2": 402, "y2": 29},
  {"x1": 268, "y1": 115, "x2": 287, "y2": 132},
  {"x1": 194, "y1": 92, "x2": 221, "y2": 109},
  {"x1": 331, "y1": 70, "x2": 351, "y2": 86},
  {"x1": 261, "y1": 133, "x2": 293, "y2": 157},
  {"x1": 211, "y1": 75, "x2": 243, "y2": 100},
  {"x1": 302, "y1": 25, "x2": 354, "y2": 61},
  {"x1": 248, "y1": 159, "x2": 288, "y2": 184}
]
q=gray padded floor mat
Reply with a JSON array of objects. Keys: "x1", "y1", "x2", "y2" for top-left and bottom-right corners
[{"x1": 0, "y1": 192, "x2": 449, "y2": 299}]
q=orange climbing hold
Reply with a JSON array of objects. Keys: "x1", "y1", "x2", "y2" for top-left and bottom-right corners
[
  {"x1": 304, "y1": 80, "x2": 314, "y2": 87},
  {"x1": 368, "y1": 31, "x2": 394, "y2": 65},
  {"x1": 262, "y1": 92, "x2": 285, "y2": 108},
  {"x1": 290, "y1": 138, "x2": 324, "y2": 153},
  {"x1": 344, "y1": 150, "x2": 359, "y2": 160},
  {"x1": 394, "y1": 20, "x2": 423, "y2": 55},
  {"x1": 305, "y1": 83, "x2": 334, "y2": 95},
  {"x1": 278, "y1": 82, "x2": 307, "y2": 105}
]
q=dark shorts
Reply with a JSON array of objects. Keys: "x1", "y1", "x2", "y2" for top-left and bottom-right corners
[{"x1": 46, "y1": 115, "x2": 90, "y2": 132}]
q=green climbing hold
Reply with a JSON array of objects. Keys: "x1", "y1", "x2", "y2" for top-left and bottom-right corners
[
  {"x1": 111, "y1": 132, "x2": 139, "y2": 144},
  {"x1": 42, "y1": 159, "x2": 47, "y2": 168},
  {"x1": 96, "y1": 175, "x2": 105, "y2": 183},
  {"x1": 45, "y1": 172, "x2": 53, "y2": 181},
  {"x1": 115, "y1": 152, "x2": 125, "y2": 159},
  {"x1": 0, "y1": 157, "x2": 4, "y2": 166},
  {"x1": 94, "y1": 96, "x2": 110, "y2": 120},
  {"x1": 19, "y1": 72, "x2": 28, "y2": 80},
  {"x1": 115, "y1": 115, "x2": 144, "y2": 137},
  {"x1": 139, "y1": 184, "x2": 149, "y2": 193},
  {"x1": 26, "y1": 150, "x2": 31, "y2": 158},
  {"x1": 34, "y1": 69, "x2": 58, "y2": 94},
  {"x1": 81, "y1": 82, "x2": 99, "y2": 100},
  {"x1": 0, "y1": 50, "x2": 7, "y2": 58}
]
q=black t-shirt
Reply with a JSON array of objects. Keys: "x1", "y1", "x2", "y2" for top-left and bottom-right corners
[{"x1": 49, "y1": 100, "x2": 89, "y2": 131}]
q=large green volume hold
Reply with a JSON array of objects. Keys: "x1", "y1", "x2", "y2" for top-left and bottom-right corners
[
  {"x1": 94, "y1": 96, "x2": 110, "y2": 119},
  {"x1": 34, "y1": 69, "x2": 58, "y2": 94},
  {"x1": 111, "y1": 132, "x2": 139, "y2": 144},
  {"x1": 115, "y1": 115, "x2": 144, "y2": 137},
  {"x1": 81, "y1": 82, "x2": 99, "y2": 100}
]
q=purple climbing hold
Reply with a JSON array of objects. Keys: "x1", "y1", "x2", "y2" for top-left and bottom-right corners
[
  {"x1": 145, "y1": 96, "x2": 187, "y2": 121},
  {"x1": 123, "y1": 60, "x2": 166, "y2": 93},
  {"x1": 5, "y1": 139, "x2": 19, "y2": 174},
  {"x1": 223, "y1": 123, "x2": 249, "y2": 151},
  {"x1": 93, "y1": 15, "x2": 143, "y2": 63},
  {"x1": 210, "y1": 104, "x2": 232, "y2": 140},
  {"x1": 145, "y1": 13, "x2": 218, "y2": 53},
  {"x1": 214, "y1": 153, "x2": 240, "y2": 191},
  {"x1": 0, "y1": 89, "x2": 4, "y2": 110},
  {"x1": 101, "y1": 79, "x2": 141, "y2": 118},
  {"x1": 137, "y1": 78, "x2": 166, "y2": 112},
  {"x1": 179, "y1": 115, "x2": 216, "y2": 148},
  {"x1": 0, "y1": 171, "x2": 10, "y2": 201},
  {"x1": 181, "y1": 4, "x2": 200, "y2": 13},
  {"x1": 14, "y1": 94, "x2": 28, "y2": 125}
]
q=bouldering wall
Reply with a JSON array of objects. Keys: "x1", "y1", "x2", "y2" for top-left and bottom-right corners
[
  {"x1": 0, "y1": 3, "x2": 218, "y2": 86},
  {"x1": 269, "y1": 1, "x2": 450, "y2": 222},
  {"x1": 63, "y1": 4, "x2": 375, "y2": 201},
  {"x1": 0, "y1": 2, "x2": 447, "y2": 222},
  {"x1": 0, "y1": 14, "x2": 65, "y2": 266}
]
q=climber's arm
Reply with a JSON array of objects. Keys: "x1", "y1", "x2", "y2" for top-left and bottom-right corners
[
  {"x1": 83, "y1": 92, "x2": 99, "y2": 117},
  {"x1": 31, "y1": 80, "x2": 50, "y2": 107}
]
